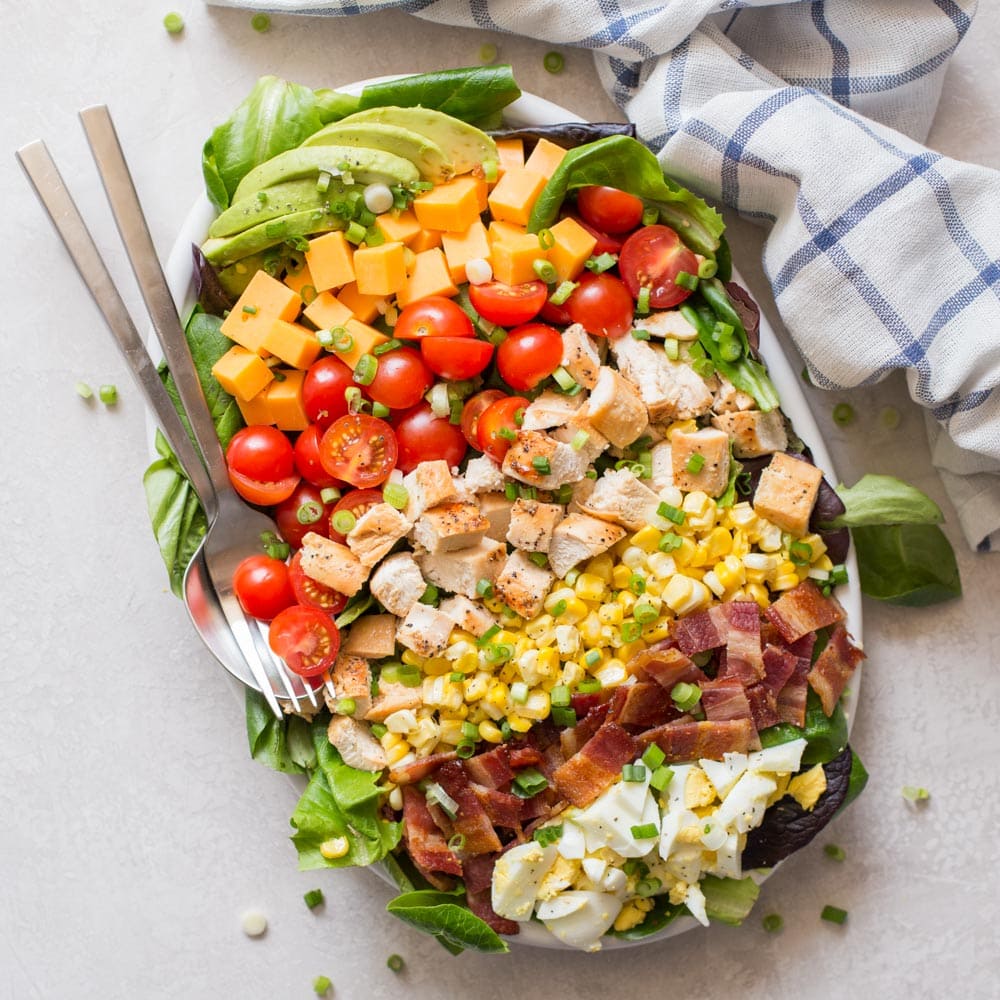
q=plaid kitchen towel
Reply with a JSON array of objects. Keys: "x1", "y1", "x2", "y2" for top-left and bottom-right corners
[{"x1": 209, "y1": 0, "x2": 1000, "y2": 551}]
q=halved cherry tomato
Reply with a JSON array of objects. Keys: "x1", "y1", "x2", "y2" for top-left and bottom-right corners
[
  {"x1": 226, "y1": 425, "x2": 299, "y2": 504},
  {"x1": 460, "y1": 389, "x2": 506, "y2": 449},
  {"x1": 618, "y1": 224, "x2": 699, "y2": 309},
  {"x1": 294, "y1": 425, "x2": 343, "y2": 489},
  {"x1": 477, "y1": 395, "x2": 530, "y2": 463},
  {"x1": 468, "y1": 280, "x2": 548, "y2": 326},
  {"x1": 421, "y1": 337, "x2": 494, "y2": 380},
  {"x1": 568, "y1": 214, "x2": 623, "y2": 255},
  {"x1": 274, "y1": 482, "x2": 334, "y2": 550},
  {"x1": 319, "y1": 414, "x2": 398, "y2": 488},
  {"x1": 288, "y1": 550, "x2": 348, "y2": 615},
  {"x1": 366, "y1": 346, "x2": 434, "y2": 410},
  {"x1": 496, "y1": 323, "x2": 564, "y2": 391},
  {"x1": 301, "y1": 355, "x2": 354, "y2": 428},
  {"x1": 576, "y1": 185, "x2": 645, "y2": 234},
  {"x1": 232, "y1": 554, "x2": 296, "y2": 621},
  {"x1": 327, "y1": 488, "x2": 384, "y2": 543},
  {"x1": 268, "y1": 605, "x2": 341, "y2": 678},
  {"x1": 394, "y1": 296, "x2": 474, "y2": 339},
  {"x1": 565, "y1": 271, "x2": 635, "y2": 338},
  {"x1": 393, "y1": 402, "x2": 468, "y2": 473},
  {"x1": 539, "y1": 297, "x2": 572, "y2": 326}
]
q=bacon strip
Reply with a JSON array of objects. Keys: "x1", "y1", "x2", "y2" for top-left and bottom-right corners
[
  {"x1": 700, "y1": 680, "x2": 753, "y2": 723},
  {"x1": 719, "y1": 601, "x2": 764, "y2": 683},
  {"x1": 401, "y1": 785, "x2": 462, "y2": 876},
  {"x1": 389, "y1": 750, "x2": 458, "y2": 785},
  {"x1": 559, "y1": 701, "x2": 610, "y2": 759},
  {"x1": 761, "y1": 645, "x2": 802, "y2": 694},
  {"x1": 466, "y1": 886, "x2": 520, "y2": 936},
  {"x1": 674, "y1": 605, "x2": 728, "y2": 655},
  {"x1": 631, "y1": 646, "x2": 708, "y2": 690},
  {"x1": 434, "y1": 761, "x2": 502, "y2": 855},
  {"x1": 462, "y1": 853, "x2": 499, "y2": 895},
  {"x1": 553, "y1": 722, "x2": 638, "y2": 808},
  {"x1": 471, "y1": 784, "x2": 524, "y2": 828},
  {"x1": 776, "y1": 671, "x2": 808, "y2": 726},
  {"x1": 808, "y1": 624, "x2": 865, "y2": 716},
  {"x1": 638, "y1": 718, "x2": 755, "y2": 762},
  {"x1": 765, "y1": 580, "x2": 845, "y2": 643},
  {"x1": 745, "y1": 683, "x2": 781, "y2": 730},
  {"x1": 610, "y1": 681, "x2": 683, "y2": 728},
  {"x1": 463, "y1": 746, "x2": 512, "y2": 790}
]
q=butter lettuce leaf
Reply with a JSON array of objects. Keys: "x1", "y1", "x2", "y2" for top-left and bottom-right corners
[
  {"x1": 386, "y1": 889, "x2": 510, "y2": 955},
  {"x1": 245, "y1": 689, "x2": 315, "y2": 774}
]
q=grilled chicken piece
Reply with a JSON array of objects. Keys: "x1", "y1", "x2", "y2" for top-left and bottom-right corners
[
  {"x1": 712, "y1": 409, "x2": 788, "y2": 458},
  {"x1": 753, "y1": 452, "x2": 824, "y2": 535},
  {"x1": 299, "y1": 533, "x2": 368, "y2": 596},
  {"x1": 396, "y1": 603, "x2": 455, "y2": 657},
  {"x1": 327, "y1": 715, "x2": 386, "y2": 771},
  {"x1": 560, "y1": 323, "x2": 602, "y2": 389},
  {"x1": 548, "y1": 513, "x2": 627, "y2": 578},
  {"x1": 413, "y1": 501, "x2": 490, "y2": 554},
  {"x1": 418, "y1": 537, "x2": 506, "y2": 600},
  {"x1": 670, "y1": 427, "x2": 732, "y2": 497},
  {"x1": 370, "y1": 552, "x2": 426, "y2": 617},
  {"x1": 501, "y1": 430, "x2": 590, "y2": 489},
  {"x1": 579, "y1": 366, "x2": 648, "y2": 448},
  {"x1": 403, "y1": 459, "x2": 460, "y2": 519},
  {"x1": 494, "y1": 549, "x2": 556, "y2": 620},
  {"x1": 346, "y1": 502, "x2": 411, "y2": 567},
  {"x1": 506, "y1": 497, "x2": 564, "y2": 553},
  {"x1": 580, "y1": 468, "x2": 663, "y2": 532},
  {"x1": 342, "y1": 613, "x2": 398, "y2": 660}
]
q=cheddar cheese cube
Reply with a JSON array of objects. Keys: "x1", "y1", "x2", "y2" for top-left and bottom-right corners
[
  {"x1": 353, "y1": 242, "x2": 408, "y2": 297},
  {"x1": 211, "y1": 345, "x2": 274, "y2": 402},
  {"x1": 374, "y1": 209, "x2": 423, "y2": 246},
  {"x1": 304, "y1": 290, "x2": 355, "y2": 332},
  {"x1": 236, "y1": 387, "x2": 274, "y2": 426},
  {"x1": 547, "y1": 216, "x2": 598, "y2": 283},
  {"x1": 338, "y1": 318, "x2": 390, "y2": 370},
  {"x1": 488, "y1": 220, "x2": 529, "y2": 246},
  {"x1": 441, "y1": 220, "x2": 491, "y2": 284},
  {"x1": 266, "y1": 369, "x2": 309, "y2": 431},
  {"x1": 487, "y1": 168, "x2": 548, "y2": 227},
  {"x1": 524, "y1": 138, "x2": 567, "y2": 179},
  {"x1": 495, "y1": 138, "x2": 525, "y2": 180},
  {"x1": 337, "y1": 282, "x2": 386, "y2": 324},
  {"x1": 409, "y1": 227, "x2": 443, "y2": 252},
  {"x1": 283, "y1": 259, "x2": 316, "y2": 301},
  {"x1": 305, "y1": 231, "x2": 356, "y2": 292},
  {"x1": 490, "y1": 230, "x2": 547, "y2": 286},
  {"x1": 260, "y1": 320, "x2": 323, "y2": 370},
  {"x1": 220, "y1": 269, "x2": 301, "y2": 354},
  {"x1": 413, "y1": 176, "x2": 483, "y2": 232},
  {"x1": 396, "y1": 248, "x2": 459, "y2": 308}
]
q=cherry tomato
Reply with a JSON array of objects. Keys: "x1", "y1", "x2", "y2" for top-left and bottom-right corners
[
  {"x1": 294, "y1": 424, "x2": 343, "y2": 489},
  {"x1": 232, "y1": 555, "x2": 296, "y2": 621},
  {"x1": 421, "y1": 337, "x2": 494, "y2": 380},
  {"x1": 394, "y1": 296, "x2": 474, "y2": 339},
  {"x1": 302, "y1": 355, "x2": 354, "y2": 428},
  {"x1": 319, "y1": 414, "x2": 398, "y2": 488},
  {"x1": 366, "y1": 346, "x2": 434, "y2": 410},
  {"x1": 477, "y1": 395, "x2": 530, "y2": 463},
  {"x1": 460, "y1": 389, "x2": 506, "y2": 450},
  {"x1": 576, "y1": 185, "x2": 645, "y2": 233},
  {"x1": 496, "y1": 323, "x2": 564, "y2": 391},
  {"x1": 274, "y1": 482, "x2": 334, "y2": 550},
  {"x1": 565, "y1": 271, "x2": 635, "y2": 338},
  {"x1": 568, "y1": 214, "x2": 623, "y2": 255},
  {"x1": 327, "y1": 488, "x2": 385, "y2": 544},
  {"x1": 268, "y1": 605, "x2": 341, "y2": 678},
  {"x1": 226, "y1": 425, "x2": 299, "y2": 505},
  {"x1": 468, "y1": 280, "x2": 548, "y2": 326},
  {"x1": 539, "y1": 297, "x2": 572, "y2": 326},
  {"x1": 393, "y1": 402, "x2": 468, "y2": 473},
  {"x1": 288, "y1": 550, "x2": 348, "y2": 615},
  {"x1": 618, "y1": 224, "x2": 699, "y2": 309}
]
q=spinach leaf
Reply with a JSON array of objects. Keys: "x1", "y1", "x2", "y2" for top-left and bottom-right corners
[
  {"x1": 757, "y1": 688, "x2": 848, "y2": 767},
  {"x1": 836, "y1": 748, "x2": 869, "y2": 816},
  {"x1": 313, "y1": 88, "x2": 361, "y2": 124},
  {"x1": 245, "y1": 689, "x2": 315, "y2": 773},
  {"x1": 852, "y1": 523, "x2": 962, "y2": 606},
  {"x1": 386, "y1": 889, "x2": 510, "y2": 955},
  {"x1": 527, "y1": 135, "x2": 725, "y2": 258},
  {"x1": 335, "y1": 589, "x2": 375, "y2": 629},
  {"x1": 702, "y1": 875, "x2": 761, "y2": 925},
  {"x1": 825, "y1": 474, "x2": 944, "y2": 528}
]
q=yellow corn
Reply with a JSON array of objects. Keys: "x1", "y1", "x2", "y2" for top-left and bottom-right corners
[
  {"x1": 384, "y1": 740, "x2": 412, "y2": 766},
  {"x1": 506, "y1": 715, "x2": 532, "y2": 733},
  {"x1": 422, "y1": 656, "x2": 452, "y2": 676},
  {"x1": 478, "y1": 720, "x2": 504, "y2": 744},
  {"x1": 631, "y1": 525, "x2": 662, "y2": 553},
  {"x1": 598, "y1": 602, "x2": 624, "y2": 626},
  {"x1": 401, "y1": 649, "x2": 424, "y2": 667},
  {"x1": 486, "y1": 681, "x2": 509, "y2": 710},
  {"x1": 319, "y1": 837, "x2": 350, "y2": 860},
  {"x1": 574, "y1": 572, "x2": 608, "y2": 602},
  {"x1": 584, "y1": 553, "x2": 614, "y2": 582},
  {"x1": 641, "y1": 618, "x2": 673, "y2": 643},
  {"x1": 579, "y1": 612, "x2": 603, "y2": 646},
  {"x1": 437, "y1": 720, "x2": 465, "y2": 745},
  {"x1": 556, "y1": 597, "x2": 588, "y2": 624},
  {"x1": 618, "y1": 639, "x2": 647, "y2": 663},
  {"x1": 611, "y1": 564, "x2": 633, "y2": 590},
  {"x1": 616, "y1": 591, "x2": 637, "y2": 615}
]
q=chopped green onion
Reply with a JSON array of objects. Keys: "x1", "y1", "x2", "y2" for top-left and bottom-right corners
[
  {"x1": 532, "y1": 456, "x2": 552, "y2": 475},
  {"x1": 321, "y1": 488, "x2": 342, "y2": 506},
  {"x1": 353, "y1": 353, "x2": 378, "y2": 386},
  {"x1": 630, "y1": 823, "x2": 658, "y2": 840},
  {"x1": 584, "y1": 649, "x2": 601, "y2": 668},
  {"x1": 484, "y1": 642, "x2": 514, "y2": 664},
  {"x1": 686, "y1": 453, "x2": 705, "y2": 474},
  {"x1": 344, "y1": 221, "x2": 367, "y2": 245},
  {"x1": 304, "y1": 888, "x2": 325, "y2": 909},
  {"x1": 585, "y1": 469, "x2": 598, "y2": 480},
  {"x1": 316, "y1": 172, "x2": 331, "y2": 194},
  {"x1": 497, "y1": 426, "x2": 517, "y2": 441},
  {"x1": 663, "y1": 337, "x2": 680, "y2": 361},
  {"x1": 633, "y1": 603, "x2": 658, "y2": 625},
  {"x1": 829, "y1": 564, "x2": 849, "y2": 586},
  {"x1": 824, "y1": 843, "x2": 846, "y2": 862},
  {"x1": 622, "y1": 763, "x2": 646, "y2": 783},
  {"x1": 642, "y1": 744, "x2": 666, "y2": 769},
  {"x1": 296, "y1": 500, "x2": 323, "y2": 525},
  {"x1": 372, "y1": 402, "x2": 390, "y2": 419},
  {"x1": 447, "y1": 832, "x2": 467, "y2": 851},
  {"x1": 635, "y1": 286, "x2": 651, "y2": 315},
  {"x1": 631, "y1": 327, "x2": 651, "y2": 340},
  {"x1": 620, "y1": 621, "x2": 642, "y2": 642},
  {"x1": 98, "y1": 384, "x2": 118, "y2": 405},
  {"x1": 554, "y1": 484, "x2": 573, "y2": 504},
  {"x1": 658, "y1": 532, "x2": 683, "y2": 552},
  {"x1": 551, "y1": 366, "x2": 578, "y2": 392},
  {"x1": 476, "y1": 579, "x2": 494, "y2": 598},
  {"x1": 674, "y1": 270, "x2": 699, "y2": 291},
  {"x1": 550, "y1": 685, "x2": 572, "y2": 708},
  {"x1": 635, "y1": 877, "x2": 662, "y2": 898},
  {"x1": 550, "y1": 706, "x2": 577, "y2": 727},
  {"x1": 330, "y1": 327, "x2": 354, "y2": 353},
  {"x1": 476, "y1": 624, "x2": 501, "y2": 647},
  {"x1": 649, "y1": 765, "x2": 674, "y2": 792},
  {"x1": 163, "y1": 11, "x2": 184, "y2": 33},
  {"x1": 691, "y1": 357, "x2": 716, "y2": 378},
  {"x1": 386, "y1": 954, "x2": 405, "y2": 973},
  {"x1": 510, "y1": 681, "x2": 529, "y2": 704},
  {"x1": 627, "y1": 573, "x2": 646, "y2": 595},
  {"x1": 373, "y1": 338, "x2": 402, "y2": 356},
  {"x1": 570, "y1": 429, "x2": 590, "y2": 451},
  {"x1": 657, "y1": 502, "x2": 686, "y2": 525},
  {"x1": 538, "y1": 228, "x2": 555, "y2": 250},
  {"x1": 532, "y1": 258, "x2": 557, "y2": 284},
  {"x1": 456, "y1": 741, "x2": 475, "y2": 760},
  {"x1": 479, "y1": 42, "x2": 498, "y2": 63},
  {"x1": 762, "y1": 913, "x2": 783, "y2": 933},
  {"x1": 331, "y1": 510, "x2": 357, "y2": 535},
  {"x1": 789, "y1": 540, "x2": 813, "y2": 565},
  {"x1": 250, "y1": 12, "x2": 271, "y2": 31},
  {"x1": 370, "y1": 723, "x2": 387, "y2": 739},
  {"x1": 528, "y1": 552, "x2": 549, "y2": 567},
  {"x1": 821, "y1": 905, "x2": 848, "y2": 925},
  {"x1": 313, "y1": 975, "x2": 332, "y2": 996},
  {"x1": 549, "y1": 598, "x2": 567, "y2": 618},
  {"x1": 315, "y1": 329, "x2": 334, "y2": 348},
  {"x1": 543, "y1": 50, "x2": 565, "y2": 73},
  {"x1": 585, "y1": 252, "x2": 618, "y2": 274},
  {"x1": 880, "y1": 405, "x2": 901, "y2": 429},
  {"x1": 271, "y1": 370, "x2": 286, "y2": 383},
  {"x1": 335, "y1": 697, "x2": 356, "y2": 716},
  {"x1": 482, "y1": 159, "x2": 499, "y2": 183},
  {"x1": 75, "y1": 381, "x2": 93, "y2": 399},
  {"x1": 902, "y1": 785, "x2": 930, "y2": 801},
  {"x1": 504, "y1": 481, "x2": 518, "y2": 501},
  {"x1": 450, "y1": 672, "x2": 465, "y2": 684},
  {"x1": 641, "y1": 206, "x2": 659, "y2": 226},
  {"x1": 671, "y1": 682, "x2": 701, "y2": 713},
  {"x1": 697, "y1": 258, "x2": 718, "y2": 279},
  {"x1": 364, "y1": 225, "x2": 385, "y2": 247},
  {"x1": 424, "y1": 782, "x2": 459, "y2": 819},
  {"x1": 383, "y1": 483, "x2": 409, "y2": 510},
  {"x1": 460, "y1": 721, "x2": 479, "y2": 741},
  {"x1": 549, "y1": 280, "x2": 577, "y2": 305},
  {"x1": 512, "y1": 768, "x2": 549, "y2": 798},
  {"x1": 533, "y1": 824, "x2": 563, "y2": 847},
  {"x1": 577, "y1": 678, "x2": 602, "y2": 694},
  {"x1": 832, "y1": 402, "x2": 855, "y2": 426}
]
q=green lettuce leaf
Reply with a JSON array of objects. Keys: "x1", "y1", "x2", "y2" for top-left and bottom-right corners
[
  {"x1": 702, "y1": 874, "x2": 761, "y2": 925},
  {"x1": 757, "y1": 687, "x2": 848, "y2": 766},
  {"x1": 852, "y1": 523, "x2": 962, "y2": 606},
  {"x1": 386, "y1": 888, "x2": 510, "y2": 955},
  {"x1": 245, "y1": 689, "x2": 316, "y2": 774},
  {"x1": 826, "y1": 474, "x2": 944, "y2": 528}
]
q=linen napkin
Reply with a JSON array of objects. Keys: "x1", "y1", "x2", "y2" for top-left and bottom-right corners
[{"x1": 208, "y1": 0, "x2": 1000, "y2": 552}]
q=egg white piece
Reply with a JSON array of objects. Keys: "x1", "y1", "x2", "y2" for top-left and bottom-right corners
[
  {"x1": 713, "y1": 771, "x2": 778, "y2": 834},
  {"x1": 540, "y1": 891, "x2": 627, "y2": 952},
  {"x1": 573, "y1": 774, "x2": 660, "y2": 857},
  {"x1": 698, "y1": 752, "x2": 748, "y2": 799},
  {"x1": 492, "y1": 842, "x2": 558, "y2": 921},
  {"x1": 555, "y1": 816, "x2": 586, "y2": 860},
  {"x1": 684, "y1": 882, "x2": 709, "y2": 927},
  {"x1": 748, "y1": 738, "x2": 807, "y2": 774}
]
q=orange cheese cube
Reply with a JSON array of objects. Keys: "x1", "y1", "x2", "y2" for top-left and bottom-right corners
[
  {"x1": 236, "y1": 387, "x2": 274, "y2": 426},
  {"x1": 337, "y1": 282, "x2": 386, "y2": 324},
  {"x1": 441, "y1": 220, "x2": 491, "y2": 284},
  {"x1": 353, "y1": 242, "x2": 408, "y2": 297},
  {"x1": 490, "y1": 230, "x2": 548, "y2": 286},
  {"x1": 374, "y1": 210, "x2": 422, "y2": 246},
  {"x1": 524, "y1": 138, "x2": 567, "y2": 179},
  {"x1": 495, "y1": 138, "x2": 524, "y2": 180},
  {"x1": 410, "y1": 227, "x2": 443, "y2": 252},
  {"x1": 211, "y1": 345, "x2": 274, "y2": 402},
  {"x1": 283, "y1": 259, "x2": 316, "y2": 301},
  {"x1": 266, "y1": 370, "x2": 309, "y2": 431},
  {"x1": 338, "y1": 319, "x2": 390, "y2": 370},
  {"x1": 547, "y1": 216, "x2": 598, "y2": 283},
  {"x1": 487, "y1": 168, "x2": 548, "y2": 227},
  {"x1": 304, "y1": 290, "x2": 355, "y2": 332},
  {"x1": 305, "y1": 231, "x2": 355, "y2": 292},
  {"x1": 471, "y1": 173, "x2": 489, "y2": 213},
  {"x1": 396, "y1": 248, "x2": 459, "y2": 308},
  {"x1": 413, "y1": 176, "x2": 483, "y2": 232},
  {"x1": 260, "y1": 320, "x2": 323, "y2": 370},
  {"x1": 220, "y1": 269, "x2": 302, "y2": 354},
  {"x1": 488, "y1": 220, "x2": 528, "y2": 246}
]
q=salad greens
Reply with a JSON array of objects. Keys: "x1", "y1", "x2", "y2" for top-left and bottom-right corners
[
  {"x1": 246, "y1": 689, "x2": 316, "y2": 773},
  {"x1": 826, "y1": 474, "x2": 944, "y2": 528},
  {"x1": 386, "y1": 888, "x2": 510, "y2": 955}
]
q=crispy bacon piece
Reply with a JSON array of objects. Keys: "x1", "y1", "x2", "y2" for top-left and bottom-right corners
[
  {"x1": 508, "y1": 747, "x2": 542, "y2": 769},
  {"x1": 638, "y1": 718, "x2": 755, "y2": 762},
  {"x1": 718, "y1": 601, "x2": 764, "y2": 683},
  {"x1": 765, "y1": 580, "x2": 844, "y2": 643},
  {"x1": 776, "y1": 671, "x2": 808, "y2": 726},
  {"x1": 389, "y1": 750, "x2": 458, "y2": 785},
  {"x1": 463, "y1": 746, "x2": 513, "y2": 790},
  {"x1": 471, "y1": 784, "x2": 524, "y2": 828},
  {"x1": 808, "y1": 624, "x2": 865, "y2": 716},
  {"x1": 434, "y1": 761, "x2": 502, "y2": 855},
  {"x1": 559, "y1": 701, "x2": 611, "y2": 760},
  {"x1": 761, "y1": 645, "x2": 802, "y2": 694},
  {"x1": 629, "y1": 646, "x2": 708, "y2": 690},
  {"x1": 609, "y1": 681, "x2": 682, "y2": 728},
  {"x1": 553, "y1": 722, "x2": 638, "y2": 808},
  {"x1": 674, "y1": 605, "x2": 728, "y2": 655},
  {"x1": 745, "y1": 683, "x2": 781, "y2": 730},
  {"x1": 462, "y1": 854, "x2": 499, "y2": 895},
  {"x1": 700, "y1": 680, "x2": 753, "y2": 723},
  {"x1": 401, "y1": 785, "x2": 462, "y2": 877},
  {"x1": 466, "y1": 886, "x2": 520, "y2": 935}
]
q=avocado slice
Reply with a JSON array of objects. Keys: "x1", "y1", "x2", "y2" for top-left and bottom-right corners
[
  {"x1": 301, "y1": 122, "x2": 455, "y2": 184},
  {"x1": 202, "y1": 206, "x2": 346, "y2": 269},
  {"x1": 208, "y1": 178, "x2": 329, "y2": 239},
  {"x1": 336, "y1": 107, "x2": 498, "y2": 176},
  {"x1": 232, "y1": 145, "x2": 420, "y2": 204}
]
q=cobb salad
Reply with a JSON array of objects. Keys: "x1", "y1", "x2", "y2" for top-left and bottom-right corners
[{"x1": 146, "y1": 67, "x2": 890, "y2": 954}]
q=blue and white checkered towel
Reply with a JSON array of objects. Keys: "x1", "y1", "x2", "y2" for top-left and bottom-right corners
[{"x1": 210, "y1": 0, "x2": 1000, "y2": 551}]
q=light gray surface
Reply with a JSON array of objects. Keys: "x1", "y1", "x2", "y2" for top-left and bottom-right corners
[{"x1": 2, "y1": 2, "x2": 998, "y2": 998}]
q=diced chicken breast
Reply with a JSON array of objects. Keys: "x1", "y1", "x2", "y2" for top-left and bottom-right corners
[
  {"x1": 418, "y1": 537, "x2": 507, "y2": 599},
  {"x1": 560, "y1": 323, "x2": 602, "y2": 389},
  {"x1": 502, "y1": 430, "x2": 590, "y2": 489},
  {"x1": 579, "y1": 366, "x2": 648, "y2": 448},
  {"x1": 365, "y1": 679, "x2": 422, "y2": 722},
  {"x1": 396, "y1": 603, "x2": 455, "y2": 657},
  {"x1": 611, "y1": 336, "x2": 713, "y2": 422},
  {"x1": 494, "y1": 549, "x2": 556, "y2": 620},
  {"x1": 506, "y1": 497, "x2": 565, "y2": 553},
  {"x1": 632, "y1": 310, "x2": 699, "y2": 341},
  {"x1": 580, "y1": 468, "x2": 663, "y2": 532},
  {"x1": 299, "y1": 533, "x2": 369, "y2": 596},
  {"x1": 341, "y1": 613, "x2": 398, "y2": 660},
  {"x1": 753, "y1": 452, "x2": 824, "y2": 536},
  {"x1": 403, "y1": 459, "x2": 459, "y2": 520},
  {"x1": 412, "y1": 500, "x2": 490, "y2": 554},
  {"x1": 327, "y1": 715, "x2": 386, "y2": 771},
  {"x1": 521, "y1": 389, "x2": 585, "y2": 431},
  {"x1": 649, "y1": 441, "x2": 674, "y2": 490},
  {"x1": 671, "y1": 427, "x2": 732, "y2": 496},
  {"x1": 346, "y1": 502, "x2": 411, "y2": 567},
  {"x1": 548, "y1": 513, "x2": 627, "y2": 578},
  {"x1": 460, "y1": 454, "x2": 506, "y2": 495},
  {"x1": 329, "y1": 653, "x2": 373, "y2": 719},
  {"x1": 567, "y1": 475, "x2": 597, "y2": 515},
  {"x1": 712, "y1": 409, "x2": 789, "y2": 457},
  {"x1": 369, "y1": 552, "x2": 426, "y2": 617},
  {"x1": 439, "y1": 595, "x2": 497, "y2": 637},
  {"x1": 712, "y1": 374, "x2": 757, "y2": 413},
  {"x1": 478, "y1": 492, "x2": 515, "y2": 542}
]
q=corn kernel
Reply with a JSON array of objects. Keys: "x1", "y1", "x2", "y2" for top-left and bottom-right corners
[
  {"x1": 561, "y1": 660, "x2": 585, "y2": 687},
  {"x1": 574, "y1": 573, "x2": 607, "y2": 602},
  {"x1": 771, "y1": 573, "x2": 801, "y2": 591},
  {"x1": 595, "y1": 659, "x2": 627, "y2": 686},
  {"x1": 437, "y1": 719, "x2": 465, "y2": 745},
  {"x1": 598, "y1": 602, "x2": 623, "y2": 626},
  {"x1": 584, "y1": 553, "x2": 614, "y2": 582},
  {"x1": 745, "y1": 582, "x2": 770, "y2": 608},
  {"x1": 555, "y1": 625, "x2": 580, "y2": 656},
  {"x1": 422, "y1": 656, "x2": 452, "y2": 676},
  {"x1": 385, "y1": 740, "x2": 412, "y2": 766},
  {"x1": 499, "y1": 661, "x2": 519, "y2": 685},
  {"x1": 445, "y1": 639, "x2": 477, "y2": 661},
  {"x1": 463, "y1": 671, "x2": 491, "y2": 702},
  {"x1": 662, "y1": 574, "x2": 711, "y2": 615},
  {"x1": 618, "y1": 639, "x2": 647, "y2": 663},
  {"x1": 611, "y1": 564, "x2": 633, "y2": 590},
  {"x1": 486, "y1": 681, "x2": 509, "y2": 710},
  {"x1": 815, "y1": 554, "x2": 834, "y2": 571},
  {"x1": 520, "y1": 690, "x2": 551, "y2": 720},
  {"x1": 545, "y1": 587, "x2": 576, "y2": 613},
  {"x1": 557, "y1": 597, "x2": 588, "y2": 624},
  {"x1": 703, "y1": 570, "x2": 725, "y2": 597},
  {"x1": 380, "y1": 731, "x2": 404, "y2": 750},
  {"x1": 319, "y1": 837, "x2": 350, "y2": 860},
  {"x1": 506, "y1": 715, "x2": 532, "y2": 733},
  {"x1": 438, "y1": 703, "x2": 469, "y2": 721},
  {"x1": 631, "y1": 525, "x2": 662, "y2": 553},
  {"x1": 579, "y1": 611, "x2": 603, "y2": 645},
  {"x1": 400, "y1": 649, "x2": 425, "y2": 667},
  {"x1": 616, "y1": 591, "x2": 637, "y2": 615},
  {"x1": 704, "y1": 526, "x2": 733, "y2": 559},
  {"x1": 388, "y1": 787, "x2": 403, "y2": 811},
  {"x1": 537, "y1": 647, "x2": 561, "y2": 677},
  {"x1": 641, "y1": 619, "x2": 673, "y2": 643},
  {"x1": 525, "y1": 614, "x2": 554, "y2": 640},
  {"x1": 479, "y1": 720, "x2": 504, "y2": 744},
  {"x1": 646, "y1": 552, "x2": 676, "y2": 579}
]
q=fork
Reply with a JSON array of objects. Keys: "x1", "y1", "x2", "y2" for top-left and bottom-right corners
[{"x1": 17, "y1": 107, "x2": 332, "y2": 718}]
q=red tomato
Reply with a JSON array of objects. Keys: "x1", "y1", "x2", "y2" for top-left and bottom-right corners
[
  {"x1": 565, "y1": 271, "x2": 635, "y2": 338},
  {"x1": 576, "y1": 185, "x2": 645, "y2": 233},
  {"x1": 268, "y1": 605, "x2": 341, "y2": 678},
  {"x1": 288, "y1": 550, "x2": 348, "y2": 615},
  {"x1": 496, "y1": 323, "x2": 564, "y2": 391},
  {"x1": 301, "y1": 355, "x2": 354, "y2": 428},
  {"x1": 393, "y1": 402, "x2": 468, "y2": 473},
  {"x1": 568, "y1": 214, "x2": 623, "y2": 255},
  {"x1": 477, "y1": 395, "x2": 530, "y2": 463},
  {"x1": 468, "y1": 280, "x2": 548, "y2": 326},
  {"x1": 366, "y1": 346, "x2": 434, "y2": 410},
  {"x1": 294, "y1": 425, "x2": 343, "y2": 489},
  {"x1": 618, "y1": 224, "x2": 699, "y2": 309},
  {"x1": 539, "y1": 297, "x2": 573, "y2": 326},
  {"x1": 394, "y1": 296, "x2": 474, "y2": 339},
  {"x1": 327, "y1": 488, "x2": 384, "y2": 543},
  {"x1": 226, "y1": 425, "x2": 299, "y2": 504},
  {"x1": 460, "y1": 389, "x2": 506, "y2": 450},
  {"x1": 319, "y1": 414, "x2": 398, "y2": 488},
  {"x1": 274, "y1": 482, "x2": 334, "y2": 549},
  {"x1": 421, "y1": 337, "x2": 494, "y2": 380},
  {"x1": 232, "y1": 555, "x2": 296, "y2": 621}
]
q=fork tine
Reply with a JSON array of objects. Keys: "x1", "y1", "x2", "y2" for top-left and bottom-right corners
[
  {"x1": 218, "y1": 594, "x2": 284, "y2": 718},
  {"x1": 251, "y1": 619, "x2": 320, "y2": 711}
]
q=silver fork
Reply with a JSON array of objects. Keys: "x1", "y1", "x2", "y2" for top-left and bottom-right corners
[{"x1": 17, "y1": 108, "x2": 334, "y2": 718}]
